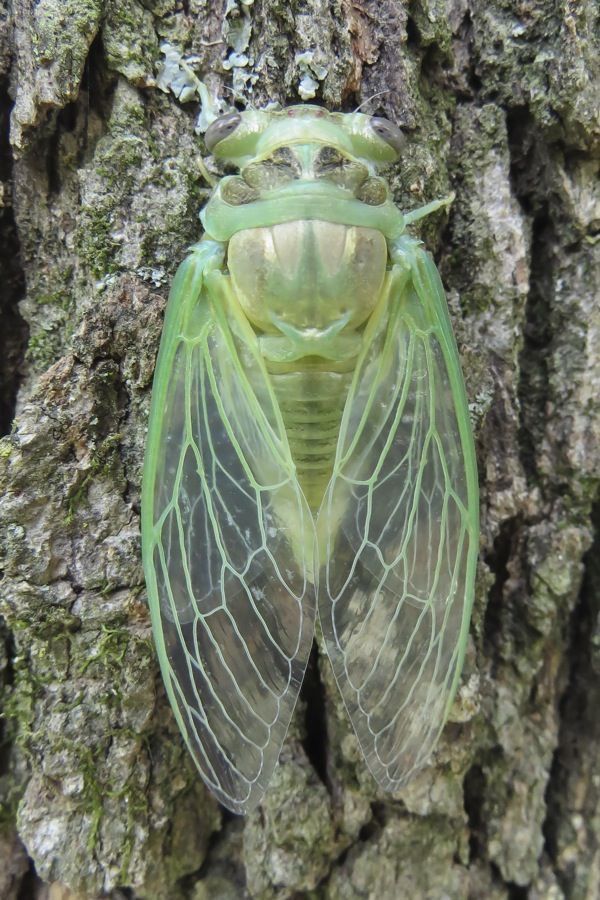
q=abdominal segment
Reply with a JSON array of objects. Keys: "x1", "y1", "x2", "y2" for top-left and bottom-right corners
[{"x1": 226, "y1": 220, "x2": 388, "y2": 510}]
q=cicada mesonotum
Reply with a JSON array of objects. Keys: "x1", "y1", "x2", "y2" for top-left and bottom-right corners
[{"x1": 141, "y1": 103, "x2": 479, "y2": 813}]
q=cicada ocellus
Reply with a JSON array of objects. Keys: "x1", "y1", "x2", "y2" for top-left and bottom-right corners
[{"x1": 141, "y1": 103, "x2": 479, "y2": 814}]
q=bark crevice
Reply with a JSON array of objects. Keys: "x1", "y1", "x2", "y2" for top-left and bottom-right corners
[
  {"x1": 300, "y1": 644, "x2": 330, "y2": 790},
  {"x1": 543, "y1": 498, "x2": 600, "y2": 896},
  {"x1": 0, "y1": 76, "x2": 27, "y2": 437}
]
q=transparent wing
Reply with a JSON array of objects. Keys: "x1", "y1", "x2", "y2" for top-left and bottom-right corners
[
  {"x1": 142, "y1": 244, "x2": 315, "y2": 814},
  {"x1": 318, "y1": 238, "x2": 478, "y2": 791}
]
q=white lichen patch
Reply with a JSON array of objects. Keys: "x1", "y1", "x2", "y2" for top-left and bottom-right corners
[
  {"x1": 156, "y1": 42, "x2": 229, "y2": 133},
  {"x1": 295, "y1": 49, "x2": 328, "y2": 100},
  {"x1": 157, "y1": 42, "x2": 200, "y2": 104}
]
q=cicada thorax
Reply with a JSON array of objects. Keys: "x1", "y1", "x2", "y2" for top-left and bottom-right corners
[{"x1": 226, "y1": 219, "x2": 388, "y2": 510}]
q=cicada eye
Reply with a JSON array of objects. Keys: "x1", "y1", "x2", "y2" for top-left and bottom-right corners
[
  {"x1": 204, "y1": 112, "x2": 242, "y2": 152},
  {"x1": 369, "y1": 117, "x2": 405, "y2": 153}
]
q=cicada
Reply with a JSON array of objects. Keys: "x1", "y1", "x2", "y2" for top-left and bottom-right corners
[{"x1": 141, "y1": 102, "x2": 479, "y2": 814}]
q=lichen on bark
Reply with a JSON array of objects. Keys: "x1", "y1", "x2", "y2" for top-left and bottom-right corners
[{"x1": 0, "y1": 0, "x2": 599, "y2": 897}]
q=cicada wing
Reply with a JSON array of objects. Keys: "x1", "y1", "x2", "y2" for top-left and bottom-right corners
[
  {"x1": 318, "y1": 241, "x2": 479, "y2": 791},
  {"x1": 142, "y1": 246, "x2": 316, "y2": 814}
]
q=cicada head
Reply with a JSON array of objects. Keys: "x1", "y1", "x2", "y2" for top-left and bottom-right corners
[
  {"x1": 204, "y1": 105, "x2": 404, "y2": 169},
  {"x1": 201, "y1": 106, "x2": 407, "y2": 241}
]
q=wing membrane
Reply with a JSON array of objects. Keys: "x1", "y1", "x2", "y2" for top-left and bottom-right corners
[
  {"x1": 318, "y1": 241, "x2": 478, "y2": 790},
  {"x1": 142, "y1": 247, "x2": 315, "y2": 813}
]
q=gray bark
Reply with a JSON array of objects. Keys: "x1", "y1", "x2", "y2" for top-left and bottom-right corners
[{"x1": 0, "y1": 0, "x2": 599, "y2": 897}]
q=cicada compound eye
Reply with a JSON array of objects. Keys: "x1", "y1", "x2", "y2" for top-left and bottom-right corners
[
  {"x1": 204, "y1": 111, "x2": 242, "y2": 152},
  {"x1": 369, "y1": 116, "x2": 405, "y2": 153}
]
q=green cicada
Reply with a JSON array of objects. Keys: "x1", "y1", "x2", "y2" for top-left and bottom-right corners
[{"x1": 141, "y1": 102, "x2": 479, "y2": 814}]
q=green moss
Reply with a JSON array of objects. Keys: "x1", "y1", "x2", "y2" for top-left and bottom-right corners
[
  {"x1": 26, "y1": 327, "x2": 66, "y2": 371},
  {"x1": 34, "y1": 0, "x2": 104, "y2": 99},
  {"x1": 0, "y1": 775, "x2": 24, "y2": 830},
  {"x1": 471, "y1": 0, "x2": 598, "y2": 150},
  {"x1": 445, "y1": 103, "x2": 525, "y2": 317},
  {"x1": 2, "y1": 663, "x2": 38, "y2": 755},
  {"x1": 408, "y1": 0, "x2": 454, "y2": 51},
  {"x1": 77, "y1": 624, "x2": 130, "y2": 676},
  {"x1": 95, "y1": 133, "x2": 146, "y2": 182},
  {"x1": 48, "y1": 737, "x2": 148, "y2": 865},
  {"x1": 78, "y1": 745, "x2": 105, "y2": 853},
  {"x1": 76, "y1": 202, "x2": 123, "y2": 279},
  {"x1": 30, "y1": 610, "x2": 81, "y2": 642},
  {"x1": 34, "y1": 287, "x2": 73, "y2": 311},
  {"x1": 102, "y1": 0, "x2": 160, "y2": 84},
  {"x1": 76, "y1": 82, "x2": 156, "y2": 277}
]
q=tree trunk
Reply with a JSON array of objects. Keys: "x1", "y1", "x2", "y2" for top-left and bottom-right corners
[{"x1": 0, "y1": 1, "x2": 598, "y2": 897}]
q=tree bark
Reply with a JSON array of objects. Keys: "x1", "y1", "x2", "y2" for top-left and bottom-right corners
[{"x1": 0, "y1": 1, "x2": 599, "y2": 897}]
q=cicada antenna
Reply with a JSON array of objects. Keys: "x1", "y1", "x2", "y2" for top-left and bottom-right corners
[{"x1": 353, "y1": 90, "x2": 391, "y2": 114}]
